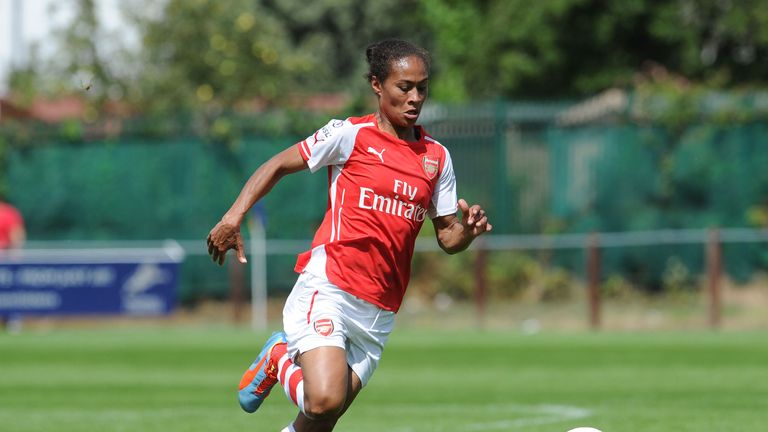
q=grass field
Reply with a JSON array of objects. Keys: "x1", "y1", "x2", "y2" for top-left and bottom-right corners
[{"x1": 1, "y1": 326, "x2": 766, "y2": 431}]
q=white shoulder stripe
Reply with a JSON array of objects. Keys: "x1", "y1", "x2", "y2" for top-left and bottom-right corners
[{"x1": 423, "y1": 135, "x2": 446, "y2": 148}]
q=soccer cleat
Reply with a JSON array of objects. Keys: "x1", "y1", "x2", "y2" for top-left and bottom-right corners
[{"x1": 237, "y1": 331, "x2": 288, "y2": 413}]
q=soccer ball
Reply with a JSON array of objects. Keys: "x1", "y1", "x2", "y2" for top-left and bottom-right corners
[{"x1": 567, "y1": 428, "x2": 602, "y2": 432}]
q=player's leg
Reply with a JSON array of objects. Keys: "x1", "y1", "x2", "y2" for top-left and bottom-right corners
[
  {"x1": 278, "y1": 272, "x2": 394, "y2": 430},
  {"x1": 286, "y1": 350, "x2": 363, "y2": 432},
  {"x1": 296, "y1": 346, "x2": 350, "y2": 419},
  {"x1": 276, "y1": 345, "x2": 351, "y2": 422},
  {"x1": 278, "y1": 273, "x2": 350, "y2": 417}
]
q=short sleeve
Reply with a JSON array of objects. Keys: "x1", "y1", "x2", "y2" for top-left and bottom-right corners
[
  {"x1": 296, "y1": 119, "x2": 356, "y2": 173},
  {"x1": 428, "y1": 147, "x2": 458, "y2": 219}
]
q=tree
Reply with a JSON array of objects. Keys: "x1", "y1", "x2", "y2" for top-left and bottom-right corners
[
  {"x1": 4, "y1": 0, "x2": 135, "y2": 121},
  {"x1": 649, "y1": 0, "x2": 768, "y2": 86},
  {"x1": 124, "y1": 0, "x2": 430, "y2": 115},
  {"x1": 420, "y1": 0, "x2": 579, "y2": 101},
  {"x1": 7, "y1": 0, "x2": 768, "y2": 110},
  {"x1": 421, "y1": 0, "x2": 768, "y2": 101}
]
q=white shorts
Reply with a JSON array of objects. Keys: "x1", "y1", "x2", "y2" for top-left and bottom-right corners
[{"x1": 282, "y1": 272, "x2": 395, "y2": 387}]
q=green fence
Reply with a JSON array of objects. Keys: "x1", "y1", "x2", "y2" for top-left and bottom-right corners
[
  {"x1": 4, "y1": 101, "x2": 768, "y2": 299},
  {"x1": 5, "y1": 134, "x2": 327, "y2": 300},
  {"x1": 548, "y1": 121, "x2": 768, "y2": 284}
]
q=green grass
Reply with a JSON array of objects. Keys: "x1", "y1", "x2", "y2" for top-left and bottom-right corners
[{"x1": 1, "y1": 326, "x2": 766, "y2": 431}]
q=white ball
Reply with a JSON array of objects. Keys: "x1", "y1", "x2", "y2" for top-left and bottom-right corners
[{"x1": 567, "y1": 428, "x2": 602, "y2": 432}]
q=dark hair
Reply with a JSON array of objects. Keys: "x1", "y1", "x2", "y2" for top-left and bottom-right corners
[{"x1": 365, "y1": 39, "x2": 431, "y2": 83}]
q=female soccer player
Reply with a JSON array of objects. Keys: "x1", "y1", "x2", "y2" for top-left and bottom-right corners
[{"x1": 207, "y1": 39, "x2": 492, "y2": 432}]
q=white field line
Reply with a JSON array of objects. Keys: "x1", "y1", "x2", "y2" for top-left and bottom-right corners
[
  {"x1": 386, "y1": 403, "x2": 593, "y2": 432},
  {"x1": 465, "y1": 404, "x2": 593, "y2": 430}
]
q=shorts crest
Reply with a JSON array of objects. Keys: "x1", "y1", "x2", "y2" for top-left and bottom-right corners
[{"x1": 313, "y1": 318, "x2": 334, "y2": 337}]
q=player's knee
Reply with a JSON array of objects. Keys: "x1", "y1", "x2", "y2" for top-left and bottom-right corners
[{"x1": 303, "y1": 392, "x2": 345, "y2": 420}]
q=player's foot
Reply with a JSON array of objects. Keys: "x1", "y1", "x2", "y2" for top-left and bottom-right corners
[{"x1": 237, "y1": 331, "x2": 288, "y2": 413}]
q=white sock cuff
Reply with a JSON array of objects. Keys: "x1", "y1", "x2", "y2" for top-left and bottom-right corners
[
  {"x1": 278, "y1": 354, "x2": 291, "y2": 373},
  {"x1": 296, "y1": 381, "x2": 305, "y2": 413}
]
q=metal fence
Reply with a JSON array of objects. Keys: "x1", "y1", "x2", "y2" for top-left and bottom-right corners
[{"x1": 19, "y1": 226, "x2": 768, "y2": 329}]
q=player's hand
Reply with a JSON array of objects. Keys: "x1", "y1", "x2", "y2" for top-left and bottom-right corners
[
  {"x1": 206, "y1": 219, "x2": 247, "y2": 265},
  {"x1": 458, "y1": 198, "x2": 492, "y2": 237}
]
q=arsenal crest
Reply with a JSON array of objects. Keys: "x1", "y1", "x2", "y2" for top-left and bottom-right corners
[
  {"x1": 423, "y1": 156, "x2": 439, "y2": 180},
  {"x1": 314, "y1": 318, "x2": 334, "y2": 337}
]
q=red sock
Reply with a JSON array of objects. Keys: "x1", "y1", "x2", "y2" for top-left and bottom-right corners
[{"x1": 278, "y1": 353, "x2": 305, "y2": 412}]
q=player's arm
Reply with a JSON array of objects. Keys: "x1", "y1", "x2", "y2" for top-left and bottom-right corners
[
  {"x1": 432, "y1": 199, "x2": 492, "y2": 254},
  {"x1": 207, "y1": 146, "x2": 308, "y2": 265}
]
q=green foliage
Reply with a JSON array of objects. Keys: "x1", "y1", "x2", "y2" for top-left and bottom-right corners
[
  {"x1": 410, "y1": 251, "x2": 476, "y2": 301},
  {"x1": 128, "y1": 0, "x2": 303, "y2": 112},
  {"x1": 601, "y1": 274, "x2": 638, "y2": 300},
  {"x1": 628, "y1": 64, "x2": 768, "y2": 129},
  {"x1": 8, "y1": 0, "x2": 768, "y2": 108},
  {"x1": 55, "y1": 0, "x2": 111, "y2": 99},
  {"x1": 6, "y1": 61, "x2": 44, "y2": 105},
  {"x1": 650, "y1": 0, "x2": 768, "y2": 84},
  {"x1": 122, "y1": 0, "x2": 430, "y2": 115},
  {"x1": 420, "y1": 0, "x2": 768, "y2": 100},
  {"x1": 421, "y1": 0, "x2": 580, "y2": 100},
  {"x1": 410, "y1": 250, "x2": 575, "y2": 302},
  {"x1": 661, "y1": 256, "x2": 697, "y2": 300}
]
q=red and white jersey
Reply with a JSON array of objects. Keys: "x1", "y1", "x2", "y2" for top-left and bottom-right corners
[{"x1": 294, "y1": 114, "x2": 457, "y2": 312}]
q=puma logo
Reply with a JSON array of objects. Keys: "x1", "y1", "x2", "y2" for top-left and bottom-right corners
[{"x1": 367, "y1": 147, "x2": 386, "y2": 163}]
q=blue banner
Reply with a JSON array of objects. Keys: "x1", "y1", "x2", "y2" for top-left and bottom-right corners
[{"x1": 0, "y1": 261, "x2": 180, "y2": 316}]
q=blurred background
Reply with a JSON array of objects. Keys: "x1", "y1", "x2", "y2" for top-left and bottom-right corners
[{"x1": 2, "y1": 0, "x2": 768, "y2": 331}]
